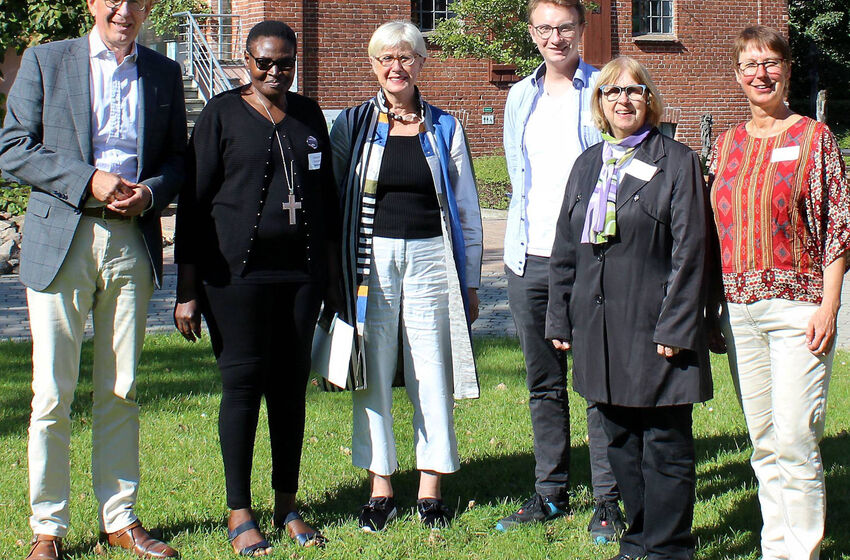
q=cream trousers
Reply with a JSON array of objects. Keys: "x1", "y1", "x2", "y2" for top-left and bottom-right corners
[
  {"x1": 352, "y1": 236, "x2": 460, "y2": 476},
  {"x1": 723, "y1": 299, "x2": 834, "y2": 560},
  {"x1": 26, "y1": 216, "x2": 153, "y2": 537}
]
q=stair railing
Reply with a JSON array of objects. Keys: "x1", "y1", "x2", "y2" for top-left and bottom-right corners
[{"x1": 174, "y1": 12, "x2": 243, "y2": 102}]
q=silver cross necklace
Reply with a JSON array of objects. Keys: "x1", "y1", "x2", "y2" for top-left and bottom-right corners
[{"x1": 258, "y1": 95, "x2": 301, "y2": 225}]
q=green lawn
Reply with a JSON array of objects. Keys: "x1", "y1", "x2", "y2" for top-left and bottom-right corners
[{"x1": 1, "y1": 334, "x2": 848, "y2": 559}]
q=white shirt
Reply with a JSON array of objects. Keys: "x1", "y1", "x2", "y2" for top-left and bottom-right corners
[
  {"x1": 88, "y1": 31, "x2": 140, "y2": 189},
  {"x1": 523, "y1": 84, "x2": 582, "y2": 257}
]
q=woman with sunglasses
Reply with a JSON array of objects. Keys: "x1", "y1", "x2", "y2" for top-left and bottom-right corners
[
  {"x1": 174, "y1": 20, "x2": 340, "y2": 555},
  {"x1": 546, "y1": 56, "x2": 712, "y2": 560},
  {"x1": 708, "y1": 26, "x2": 849, "y2": 559},
  {"x1": 329, "y1": 20, "x2": 482, "y2": 532}
]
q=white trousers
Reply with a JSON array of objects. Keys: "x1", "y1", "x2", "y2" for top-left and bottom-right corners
[
  {"x1": 723, "y1": 299, "x2": 834, "y2": 560},
  {"x1": 26, "y1": 216, "x2": 153, "y2": 537},
  {"x1": 352, "y1": 236, "x2": 460, "y2": 476}
]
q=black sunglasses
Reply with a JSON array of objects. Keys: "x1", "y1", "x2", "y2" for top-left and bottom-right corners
[{"x1": 246, "y1": 50, "x2": 296, "y2": 72}]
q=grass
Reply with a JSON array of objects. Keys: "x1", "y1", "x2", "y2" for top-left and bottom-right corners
[
  {"x1": 473, "y1": 155, "x2": 511, "y2": 210},
  {"x1": 1, "y1": 334, "x2": 849, "y2": 559}
]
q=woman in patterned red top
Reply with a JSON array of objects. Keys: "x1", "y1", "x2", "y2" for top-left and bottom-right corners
[{"x1": 709, "y1": 26, "x2": 849, "y2": 559}]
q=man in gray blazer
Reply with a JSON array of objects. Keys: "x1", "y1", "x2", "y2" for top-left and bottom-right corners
[{"x1": 0, "y1": 0, "x2": 185, "y2": 558}]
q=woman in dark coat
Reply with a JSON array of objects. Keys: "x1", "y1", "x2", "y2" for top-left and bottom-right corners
[
  {"x1": 545, "y1": 56, "x2": 712, "y2": 560},
  {"x1": 173, "y1": 20, "x2": 339, "y2": 555}
]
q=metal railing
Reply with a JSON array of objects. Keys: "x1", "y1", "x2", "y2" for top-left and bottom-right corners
[{"x1": 174, "y1": 12, "x2": 244, "y2": 101}]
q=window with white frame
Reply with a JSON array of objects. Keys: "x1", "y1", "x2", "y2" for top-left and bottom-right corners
[
  {"x1": 632, "y1": 0, "x2": 673, "y2": 35},
  {"x1": 412, "y1": 0, "x2": 455, "y2": 32}
]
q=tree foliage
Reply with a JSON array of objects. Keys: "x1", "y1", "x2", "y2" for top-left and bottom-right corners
[
  {"x1": 430, "y1": 0, "x2": 597, "y2": 76},
  {"x1": 788, "y1": 0, "x2": 850, "y2": 113},
  {"x1": 0, "y1": 0, "x2": 204, "y2": 62}
]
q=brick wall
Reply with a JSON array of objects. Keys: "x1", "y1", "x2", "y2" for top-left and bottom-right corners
[
  {"x1": 610, "y1": 0, "x2": 788, "y2": 151},
  {"x1": 230, "y1": 0, "x2": 788, "y2": 156}
]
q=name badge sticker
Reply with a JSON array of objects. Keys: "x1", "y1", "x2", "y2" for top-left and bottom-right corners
[
  {"x1": 625, "y1": 159, "x2": 658, "y2": 182},
  {"x1": 308, "y1": 152, "x2": 322, "y2": 170},
  {"x1": 771, "y1": 145, "x2": 800, "y2": 163}
]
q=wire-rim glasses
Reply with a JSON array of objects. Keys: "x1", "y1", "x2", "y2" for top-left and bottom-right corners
[
  {"x1": 737, "y1": 59, "x2": 784, "y2": 77},
  {"x1": 103, "y1": 0, "x2": 147, "y2": 12}
]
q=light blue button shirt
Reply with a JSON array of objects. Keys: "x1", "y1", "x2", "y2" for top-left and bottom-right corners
[{"x1": 503, "y1": 59, "x2": 602, "y2": 276}]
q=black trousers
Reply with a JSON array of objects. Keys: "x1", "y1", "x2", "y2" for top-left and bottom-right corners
[
  {"x1": 598, "y1": 403, "x2": 696, "y2": 560},
  {"x1": 203, "y1": 281, "x2": 323, "y2": 510}
]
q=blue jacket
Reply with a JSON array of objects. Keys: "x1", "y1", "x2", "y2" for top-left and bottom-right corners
[{"x1": 503, "y1": 59, "x2": 601, "y2": 275}]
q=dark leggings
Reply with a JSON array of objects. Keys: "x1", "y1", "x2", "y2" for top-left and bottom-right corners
[{"x1": 203, "y1": 281, "x2": 323, "y2": 510}]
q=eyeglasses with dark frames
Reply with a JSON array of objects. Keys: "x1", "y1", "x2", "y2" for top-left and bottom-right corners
[
  {"x1": 103, "y1": 0, "x2": 147, "y2": 12},
  {"x1": 737, "y1": 59, "x2": 784, "y2": 77},
  {"x1": 373, "y1": 54, "x2": 419, "y2": 68},
  {"x1": 599, "y1": 84, "x2": 648, "y2": 102},
  {"x1": 532, "y1": 22, "x2": 579, "y2": 39},
  {"x1": 246, "y1": 50, "x2": 297, "y2": 72}
]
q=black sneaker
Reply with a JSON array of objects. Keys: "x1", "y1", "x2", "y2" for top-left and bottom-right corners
[
  {"x1": 494, "y1": 493, "x2": 568, "y2": 531},
  {"x1": 359, "y1": 496, "x2": 398, "y2": 532},
  {"x1": 589, "y1": 500, "x2": 626, "y2": 544},
  {"x1": 417, "y1": 498, "x2": 452, "y2": 529}
]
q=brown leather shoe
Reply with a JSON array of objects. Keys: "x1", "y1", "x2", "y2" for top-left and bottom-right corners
[
  {"x1": 102, "y1": 521, "x2": 178, "y2": 559},
  {"x1": 25, "y1": 535, "x2": 63, "y2": 560}
]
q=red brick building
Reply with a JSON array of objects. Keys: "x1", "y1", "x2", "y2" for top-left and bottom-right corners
[{"x1": 225, "y1": 0, "x2": 787, "y2": 156}]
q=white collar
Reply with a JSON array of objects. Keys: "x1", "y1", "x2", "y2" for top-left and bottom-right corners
[{"x1": 88, "y1": 30, "x2": 138, "y2": 62}]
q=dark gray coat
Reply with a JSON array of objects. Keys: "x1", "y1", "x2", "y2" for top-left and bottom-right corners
[{"x1": 545, "y1": 128, "x2": 712, "y2": 407}]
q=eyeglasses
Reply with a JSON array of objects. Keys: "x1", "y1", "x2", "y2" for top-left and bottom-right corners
[
  {"x1": 103, "y1": 0, "x2": 147, "y2": 12},
  {"x1": 532, "y1": 22, "x2": 579, "y2": 39},
  {"x1": 373, "y1": 54, "x2": 419, "y2": 68},
  {"x1": 599, "y1": 84, "x2": 648, "y2": 102},
  {"x1": 737, "y1": 59, "x2": 784, "y2": 77},
  {"x1": 246, "y1": 51, "x2": 297, "y2": 72}
]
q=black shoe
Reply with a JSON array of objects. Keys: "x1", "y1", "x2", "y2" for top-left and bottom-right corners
[
  {"x1": 417, "y1": 498, "x2": 452, "y2": 529},
  {"x1": 608, "y1": 554, "x2": 646, "y2": 560},
  {"x1": 359, "y1": 496, "x2": 398, "y2": 532},
  {"x1": 494, "y1": 493, "x2": 568, "y2": 531},
  {"x1": 589, "y1": 500, "x2": 626, "y2": 544}
]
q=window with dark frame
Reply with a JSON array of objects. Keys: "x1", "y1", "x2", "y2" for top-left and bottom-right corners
[
  {"x1": 632, "y1": 0, "x2": 673, "y2": 35},
  {"x1": 412, "y1": 0, "x2": 456, "y2": 32}
]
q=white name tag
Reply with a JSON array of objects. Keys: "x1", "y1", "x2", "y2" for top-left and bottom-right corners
[
  {"x1": 308, "y1": 152, "x2": 322, "y2": 170},
  {"x1": 770, "y1": 145, "x2": 800, "y2": 163},
  {"x1": 625, "y1": 159, "x2": 658, "y2": 182}
]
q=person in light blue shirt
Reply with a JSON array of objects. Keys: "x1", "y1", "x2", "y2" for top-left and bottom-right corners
[{"x1": 497, "y1": 0, "x2": 624, "y2": 542}]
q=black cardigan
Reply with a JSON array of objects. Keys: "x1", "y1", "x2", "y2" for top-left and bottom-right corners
[{"x1": 175, "y1": 87, "x2": 339, "y2": 284}]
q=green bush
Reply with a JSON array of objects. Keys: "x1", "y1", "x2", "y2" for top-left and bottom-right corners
[
  {"x1": 0, "y1": 179, "x2": 31, "y2": 216},
  {"x1": 474, "y1": 155, "x2": 511, "y2": 210}
]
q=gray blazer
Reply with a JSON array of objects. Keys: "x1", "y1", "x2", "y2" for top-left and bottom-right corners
[{"x1": 0, "y1": 36, "x2": 186, "y2": 290}]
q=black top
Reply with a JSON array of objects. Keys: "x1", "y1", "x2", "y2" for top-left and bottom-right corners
[
  {"x1": 176, "y1": 87, "x2": 339, "y2": 285},
  {"x1": 372, "y1": 135, "x2": 441, "y2": 239}
]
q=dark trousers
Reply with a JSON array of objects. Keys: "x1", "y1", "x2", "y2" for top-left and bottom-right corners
[
  {"x1": 598, "y1": 403, "x2": 696, "y2": 560},
  {"x1": 508, "y1": 256, "x2": 617, "y2": 501},
  {"x1": 203, "y1": 281, "x2": 323, "y2": 510}
]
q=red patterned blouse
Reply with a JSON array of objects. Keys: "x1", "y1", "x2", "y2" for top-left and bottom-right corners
[{"x1": 709, "y1": 116, "x2": 850, "y2": 304}]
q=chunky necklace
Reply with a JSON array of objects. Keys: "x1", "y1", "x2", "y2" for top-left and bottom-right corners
[
  {"x1": 256, "y1": 92, "x2": 301, "y2": 225},
  {"x1": 387, "y1": 110, "x2": 422, "y2": 124}
]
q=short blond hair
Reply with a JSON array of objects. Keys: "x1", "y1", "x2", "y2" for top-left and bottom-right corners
[
  {"x1": 527, "y1": 0, "x2": 586, "y2": 24},
  {"x1": 591, "y1": 56, "x2": 664, "y2": 134},
  {"x1": 368, "y1": 20, "x2": 427, "y2": 59}
]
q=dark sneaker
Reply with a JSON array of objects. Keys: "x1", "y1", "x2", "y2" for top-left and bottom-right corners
[
  {"x1": 417, "y1": 498, "x2": 453, "y2": 529},
  {"x1": 494, "y1": 493, "x2": 568, "y2": 531},
  {"x1": 359, "y1": 496, "x2": 398, "y2": 532},
  {"x1": 607, "y1": 554, "x2": 646, "y2": 560},
  {"x1": 589, "y1": 500, "x2": 626, "y2": 544}
]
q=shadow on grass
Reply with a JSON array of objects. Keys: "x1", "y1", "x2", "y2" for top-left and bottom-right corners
[{"x1": 0, "y1": 338, "x2": 220, "y2": 438}]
